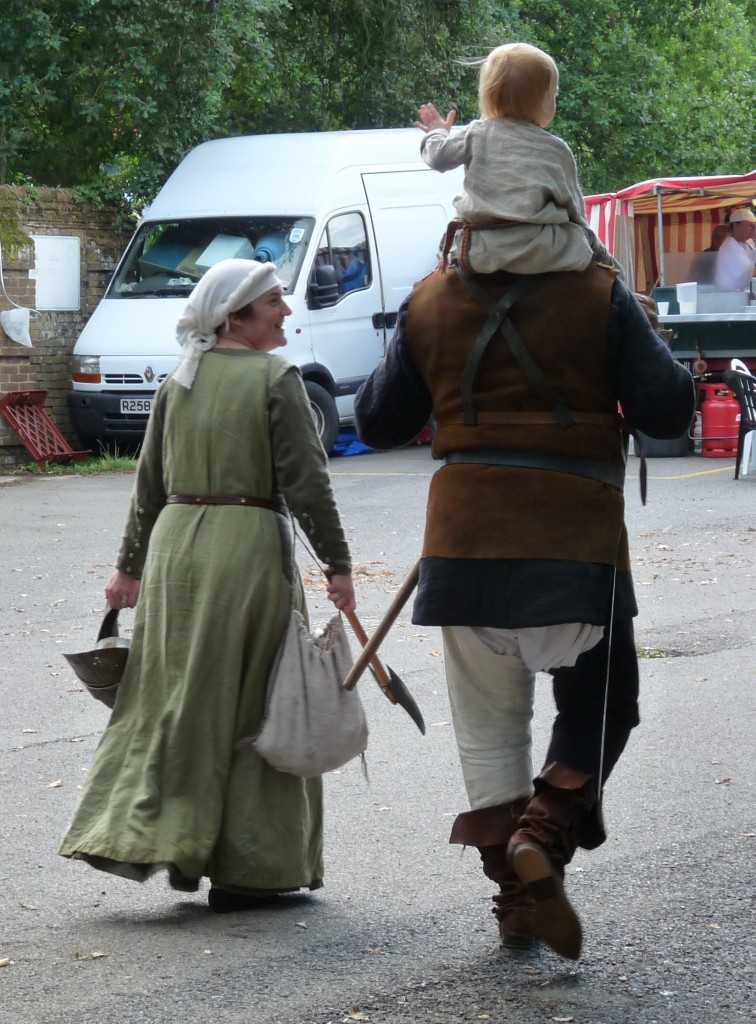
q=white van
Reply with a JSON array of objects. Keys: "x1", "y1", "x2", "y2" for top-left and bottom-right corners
[{"x1": 68, "y1": 128, "x2": 464, "y2": 452}]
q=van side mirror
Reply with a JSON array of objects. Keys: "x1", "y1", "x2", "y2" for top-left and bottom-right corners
[{"x1": 308, "y1": 265, "x2": 339, "y2": 309}]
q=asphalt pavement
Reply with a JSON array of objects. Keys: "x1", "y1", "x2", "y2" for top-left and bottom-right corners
[{"x1": 1, "y1": 450, "x2": 754, "y2": 1024}]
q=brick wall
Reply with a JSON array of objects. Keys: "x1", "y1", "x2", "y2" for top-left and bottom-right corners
[{"x1": 0, "y1": 186, "x2": 131, "y2": 469}]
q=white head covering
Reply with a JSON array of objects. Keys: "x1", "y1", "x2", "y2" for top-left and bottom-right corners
[{"x1": 174, "y1": 258, "x2": 283, "y2": 388}]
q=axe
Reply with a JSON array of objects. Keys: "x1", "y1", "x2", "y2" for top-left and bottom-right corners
[
  {"x1": 324, "y1": 564, "x2": 425, "y2": 734},
  {"x1": 342, "y1": 560, "x2": 421, "y2": 726},
  {"x1": 344, "y1": 608, "x2": 425, "y2": 734}
]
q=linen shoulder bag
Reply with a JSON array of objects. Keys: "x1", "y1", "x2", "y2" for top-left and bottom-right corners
[{"x1": 247, "y1": 526, "x2": 368, "y2": 777}]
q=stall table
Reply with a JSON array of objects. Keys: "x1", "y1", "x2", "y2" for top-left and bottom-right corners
[{"x1": 659, "y1": 312, "x2": 756, "y2": 374}]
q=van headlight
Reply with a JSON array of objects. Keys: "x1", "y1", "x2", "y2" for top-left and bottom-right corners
[{"x1": 72, "y1": 355, "x2": 102, "y2": 383}]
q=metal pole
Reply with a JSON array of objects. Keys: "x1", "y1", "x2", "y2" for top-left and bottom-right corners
[{"x1": 656, "y1": 188, "x2": 666, "y2": 286}]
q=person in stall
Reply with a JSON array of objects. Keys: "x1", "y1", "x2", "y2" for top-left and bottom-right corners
[{"x1": 715, "y1": 208, "x2": 756, "y2": 291}]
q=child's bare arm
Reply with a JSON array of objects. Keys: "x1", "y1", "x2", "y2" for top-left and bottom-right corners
[{"x1": 415, "y1": 103, "x2": 457, "y2": 134}]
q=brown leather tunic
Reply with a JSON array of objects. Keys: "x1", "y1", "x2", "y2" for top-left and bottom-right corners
[{"x1": 406, "y1": 263, "x2": 631, "y2": 571}]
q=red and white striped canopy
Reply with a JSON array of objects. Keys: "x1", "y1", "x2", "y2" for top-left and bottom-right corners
[{"x1": 585, "y1": 171, "x2": 756, "y2": 289}]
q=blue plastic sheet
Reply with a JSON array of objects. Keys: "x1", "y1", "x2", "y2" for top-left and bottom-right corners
[{"x1": 331, "y1": 428, "x2": 373, "y2": 457}]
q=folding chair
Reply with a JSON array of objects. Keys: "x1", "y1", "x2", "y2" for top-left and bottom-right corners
[{"x1": 723, "y1": 370, "x2": 756, "y2": 479}]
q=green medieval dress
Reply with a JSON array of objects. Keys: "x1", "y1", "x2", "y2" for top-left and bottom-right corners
[{"x1": 59, "y1": 349, "x2": 352, "y2": 895}]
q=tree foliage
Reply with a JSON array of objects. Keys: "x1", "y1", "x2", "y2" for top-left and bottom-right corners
[
  {"x1": 507, "y1": 0, "x2": 756, "y2": 191},
  {"x1": 0, "y1": 0, "x2": 284, "y2": 193},
  {"x1": 223, "y1": 0, "x2": 496, "y2": 135},
  {"x1": 2, "y1": 0, "x2": 754, "y2": 200}
]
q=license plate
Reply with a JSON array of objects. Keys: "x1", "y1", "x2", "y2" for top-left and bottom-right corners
[{"x1": 120, "y1": 398, "x2": 153, "y2": 414}]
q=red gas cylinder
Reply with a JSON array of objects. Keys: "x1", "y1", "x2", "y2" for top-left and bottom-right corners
[{"x1": 698, "y1": 382, "x2": 740, "y2": 458}]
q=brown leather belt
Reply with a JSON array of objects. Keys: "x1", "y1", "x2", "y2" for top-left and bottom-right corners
[{"x1": 166, "y1": 494, "x2": 285, "y2": 513}]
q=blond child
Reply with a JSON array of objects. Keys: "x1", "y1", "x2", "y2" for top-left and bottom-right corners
[{"x1": 416, "y1": 42, "x2": 620, "y2": 276}]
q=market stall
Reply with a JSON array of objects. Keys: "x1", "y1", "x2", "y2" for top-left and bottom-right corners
[
  {"x1": 586, "y1": 172, "x2": 756, "y2": 460},
  {"x1": 585, "y1": 170, "x2": 756, "y2": 292}
]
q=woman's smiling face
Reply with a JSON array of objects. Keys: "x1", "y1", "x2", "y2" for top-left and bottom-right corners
[{"x1": 231, "y1": 286, "x2": 292, "y2": 352}]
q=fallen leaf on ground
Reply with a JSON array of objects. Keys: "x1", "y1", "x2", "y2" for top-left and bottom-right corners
[
  {"x1": 47, "y1": 780, "x2": 64, "y2": 789},
  {"x1": 345, "y1": 1009, "x2": 369, "y2": 1021}
]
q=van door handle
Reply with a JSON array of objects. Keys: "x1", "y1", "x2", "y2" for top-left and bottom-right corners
[{"x1": 372, "y1": 312, "x2": 398, "y2": 330}]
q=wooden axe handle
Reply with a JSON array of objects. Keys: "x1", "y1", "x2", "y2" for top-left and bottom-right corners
[
  {"x1": 343, "y1": 560, "x2": 420, "y2": 691},
  {"x1": 343, "y1": 610, "x2": 395, "y2": 699}
]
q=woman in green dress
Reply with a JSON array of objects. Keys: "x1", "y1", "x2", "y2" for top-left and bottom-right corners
[{"x1": 60, "y1": 259, "x2": 355, "y2": 913}]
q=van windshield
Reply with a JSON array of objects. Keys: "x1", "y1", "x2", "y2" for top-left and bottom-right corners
[{"x1": 108, "y1": 217, "x2": 315, "y2": 298}]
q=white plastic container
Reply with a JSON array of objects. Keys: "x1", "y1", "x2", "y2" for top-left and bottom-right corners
[
  {"x1": 676, "y1": 281, "x2": 698, "y2": 315},
  {"x1": 697, "y1": 288, "x2": 747, "y2": 313}
]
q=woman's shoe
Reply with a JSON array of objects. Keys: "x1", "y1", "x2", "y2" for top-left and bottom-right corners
[
  {"x1": 168, "y1": 866, "x2": 200, "y2": 892},
  {"x1": 208, "y1": 887, "x2": 281, "y2": 913}
]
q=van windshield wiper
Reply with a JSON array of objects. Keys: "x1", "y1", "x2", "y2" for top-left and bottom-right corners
[
  {"x1": 146, "y1": 288, "x2": 194, "y2": 297},
  {"x1": 114, "y1": 288, "x2": 193, "y2": 298}
]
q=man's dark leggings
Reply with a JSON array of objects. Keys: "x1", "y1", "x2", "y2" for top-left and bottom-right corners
[{"x1": 545, "y1": 617, "x2": 640, "y2": 783}]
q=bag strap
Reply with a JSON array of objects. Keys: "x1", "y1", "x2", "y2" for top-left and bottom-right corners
[
  {"x1": 282, "y1": 515, "x2": 335, "y2": 608},
  {"x1": 294, "y1": 523, "x2": 331, "y2": 583}
]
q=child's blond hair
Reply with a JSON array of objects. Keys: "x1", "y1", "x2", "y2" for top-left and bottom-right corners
[{"x1": 478, "y1": 42, "x2": 558, "y2": 122}]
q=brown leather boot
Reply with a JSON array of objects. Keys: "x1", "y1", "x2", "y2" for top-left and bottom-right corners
[
  {"x1": 507, "y1": 763, "x2": 600, "y2": 961},
  {"x1": 449, "y1": 798, "x2": 535, "y2": 949}
]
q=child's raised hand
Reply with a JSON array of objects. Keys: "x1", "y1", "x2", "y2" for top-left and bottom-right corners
[{"x1": 415, "y1": 103, "x2": 457, "y2": 134}]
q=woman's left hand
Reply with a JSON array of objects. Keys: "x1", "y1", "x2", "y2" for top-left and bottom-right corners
[{"x1": 326, "y1": 573, "x2": 356, "y2": 613}]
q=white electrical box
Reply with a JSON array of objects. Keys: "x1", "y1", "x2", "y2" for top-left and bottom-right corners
[{"x1": 29, "y1": 235, "x2": 81, "y2": 310}]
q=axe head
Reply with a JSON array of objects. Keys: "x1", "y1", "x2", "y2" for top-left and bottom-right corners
[{"x1": 370, "y1": 665, "x2": 425, "y2": 735}]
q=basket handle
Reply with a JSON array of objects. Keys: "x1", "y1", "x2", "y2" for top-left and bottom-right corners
[{"x1": 97, "y1": 607, "x2": 120, "y2": 643}]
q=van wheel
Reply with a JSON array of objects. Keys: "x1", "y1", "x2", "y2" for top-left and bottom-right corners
[{"x1": 305, "y1": 381, "x2": 339, "y2": 454}]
